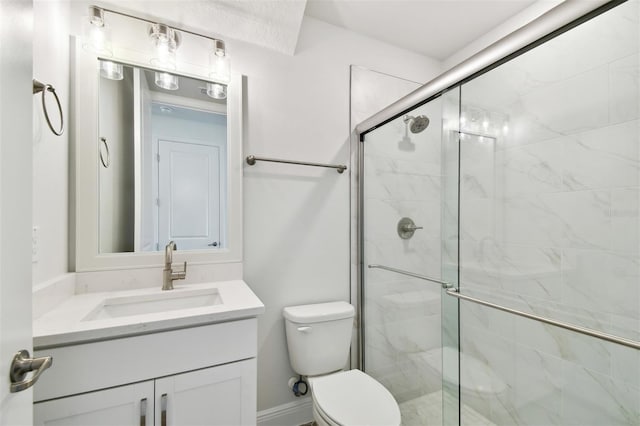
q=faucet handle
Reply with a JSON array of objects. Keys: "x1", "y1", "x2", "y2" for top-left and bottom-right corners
[{"x1": 173, "y1": 261, "x2": 187, "y2": 281}]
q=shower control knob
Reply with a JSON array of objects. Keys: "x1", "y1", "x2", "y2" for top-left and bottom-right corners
[{"x1": 397, "y1": 217, "x2": 423, "y2": 239}]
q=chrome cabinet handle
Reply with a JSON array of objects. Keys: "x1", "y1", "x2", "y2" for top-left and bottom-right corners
[
  {"x1": 161, "y1": 393, "x2": 168, "y2": 426},
  {"x1": 9, "y1": 350, "x2": 53, "y2": 393},
  {"x1": 139, "y1": 398, "x2": 147, "y2": 426}
]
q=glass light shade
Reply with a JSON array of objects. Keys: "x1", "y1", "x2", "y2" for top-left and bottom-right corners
[
  {"x1": 206, "y1": 82, "x2": 227, "y2": 100},
  {"x1": 99, "y1": 60, "x2": 123, "y2": 80},
  {"x1": 149, "y1": 24, "x2": 179, "y2": 70},
  {"x1": 209, "y1": 51, "x2": 230, "y2": 84},
  {"x1": 82, "y1": 18, "x2": 113, "y2": 57},
  {"x1": 155, "y1": 72, "x2": 179, "y2": 90}
]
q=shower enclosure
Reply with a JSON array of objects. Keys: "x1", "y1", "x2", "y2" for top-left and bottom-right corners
[{"x1": 356, "y1": 1, "x2": 640, "y2": 424}]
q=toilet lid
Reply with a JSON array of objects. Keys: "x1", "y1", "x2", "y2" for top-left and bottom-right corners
[{"x1": 311, "y1": 370, "x2": 400, "y2": 426}]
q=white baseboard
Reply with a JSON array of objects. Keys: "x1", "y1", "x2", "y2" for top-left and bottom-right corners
[{"x1": 257, "y1": 397, "x2": 313, "y2": 426}]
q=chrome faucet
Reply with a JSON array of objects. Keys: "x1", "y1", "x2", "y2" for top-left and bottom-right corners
[{"x1": 163, "y1": 241, "x2": 187, "y2": 290}]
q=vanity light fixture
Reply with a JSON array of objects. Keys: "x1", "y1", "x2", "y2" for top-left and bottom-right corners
[
  {"x1": 83, "y1": 6, "x2": 230, "y2": 91},
  {"x1": 209, "y1": 39, "x2": 230, "y2": 84},
  {"x1": 99, "y1": 60, "x2": 123, "y2": 80},
  {"x1": 82, "y1": 6, "x2": 113, "y2": 57},
  {"x1": 206, "y1": 82, "x2": 227, "y2": 100},
  {"x1": 155, "y1": 72, "x2": 179, "y2": 91}
]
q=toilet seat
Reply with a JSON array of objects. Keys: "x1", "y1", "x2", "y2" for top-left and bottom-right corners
[{"x1": 310, "y1": 369, "x2": 401, "y2": 426}]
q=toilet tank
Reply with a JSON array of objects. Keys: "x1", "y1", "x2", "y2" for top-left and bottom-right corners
[{"x1": 283, "y1": 301, "x2": 355, "y2": 376}]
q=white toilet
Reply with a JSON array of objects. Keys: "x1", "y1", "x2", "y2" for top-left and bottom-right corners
[{"x1": 283, "y1": 301, "x2": 401, "y2": 426}]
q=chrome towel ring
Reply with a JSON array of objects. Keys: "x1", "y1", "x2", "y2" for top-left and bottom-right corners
[
  {"x1": 33, "y1": 79, "x2": 64, "y2": 136},
  {"x1": 99, "y1": 137, "x2": 110, "y2": 168}
]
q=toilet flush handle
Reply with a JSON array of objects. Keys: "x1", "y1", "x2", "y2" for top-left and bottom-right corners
[{"x1": 297, "y1": 326, "x2": 312, "y2": 333}]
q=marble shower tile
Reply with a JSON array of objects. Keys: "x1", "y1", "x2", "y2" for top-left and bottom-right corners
[
  {"x1": 513, "y1": 311, "x2": 612, "y2": 377},
  {"x1": 610, "y1": 53, "x2": 640, "y2": 124},
  {"x1": 460, "y1": 133, "x2": 496, "y2": 200},
  {"x1": 365, "y1": 169, "x2": 441, "y2": 203},
  {"x1": 520, "y1": 65, "x2": 610, "y2": 136},
  {"x1": 459, "y1": 197, "x2": 494, "y2": 246},
  {"x1": 365, "y1": 197, "x2": 441, "y2": 243},
  {"x1": 499, "y1": 194, "x2": 566, "y2": 247},
  {"x1": 501, "y1": 191, "x2": 612, "y2": 249},
  {"x1": 497, "y1": 137, "x2": 564, "y2": 197},
  {"x1": 509, "y1": 361, "x2": 565, "y2": 426},
  {"x1": 461, "y1": 243, "x2": 562, "y2": 302},
  {"x1": 562, "y1": 120, "x2": 640, "y2": 191},
  {"x1": 611, "y1": 188, "x2": 640, "y2": 253},
  {"x1": 562, "y1": 361, "x2": 640, "y2": 425},
  {"x1": 611, "y1": 343, "x2": 640, "y2": 389},
  {"x1": 562, "y1": 249, "x2": 640, "y2": 320}
]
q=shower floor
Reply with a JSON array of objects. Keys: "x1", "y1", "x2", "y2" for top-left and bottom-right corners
[{"x1": 399, "y1": 391, "x2": 495, "y2": 426}]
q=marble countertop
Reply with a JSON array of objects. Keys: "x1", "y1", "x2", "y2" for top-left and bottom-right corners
[{"x1": 33, "y1": 280, "x2": 264, "y2": 349}]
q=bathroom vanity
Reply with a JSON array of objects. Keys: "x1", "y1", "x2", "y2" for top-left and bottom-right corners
[{"x1": 32, "y1": 280, "x2": 264, "y2": 425}]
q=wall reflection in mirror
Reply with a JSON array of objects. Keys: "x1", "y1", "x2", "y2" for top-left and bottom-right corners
[{"x1": 98, "y1": 61, "x2": 227, "y2": 253}]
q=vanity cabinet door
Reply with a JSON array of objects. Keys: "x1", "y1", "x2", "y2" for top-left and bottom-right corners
[
  {"x1": 154, "y1": 358, "x2": 257, "y2": 426},
  {"x1": 34, "y1": 381, "x2": 154, "y2": 426}
]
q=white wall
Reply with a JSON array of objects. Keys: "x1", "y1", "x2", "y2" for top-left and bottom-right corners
[
  {"x1": 31, "y1": 1, "x2": 442, "y2": 414},
  {"x1": 0, "y1": 0, "x2": 35, "y2": 423},
  {"x1": 32, "y1": 0, "x2": 70, "y2": 284},
  {"x1": 98, "y1": 68, "x2": 135, "y2": 253},
  {"x1": 236, "y1": 16, "x2": 441, "y2": 412}
]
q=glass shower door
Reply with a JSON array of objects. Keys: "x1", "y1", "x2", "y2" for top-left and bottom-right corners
[
  {"x1": 361, "y1": 96, "x2": 462, "y2": 426},
  {"x1": 455, "y1": 1, "x2": 640, "y2": 424}
]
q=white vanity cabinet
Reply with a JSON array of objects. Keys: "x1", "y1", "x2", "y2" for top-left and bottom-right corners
[
  {"x1": 34, "y1": 360, "x2": 255, "y2": 425},
  {"x1": 34, "y1": 381, "x2": 154, "y2": 425},
  {"x1": 154, "y1": 360, "x2": 256, "y2": 425},
  {"x1": 33, "y1": 318, "x2": 258, "y2": 426}
]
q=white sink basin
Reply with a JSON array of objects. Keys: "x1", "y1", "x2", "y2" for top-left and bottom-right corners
[{"x1": 83, "y1": 288, "x2": 222, "y2": 321}]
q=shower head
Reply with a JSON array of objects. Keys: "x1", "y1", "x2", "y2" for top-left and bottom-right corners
[{"x1": 404, "y1": 114, "x2": 430, "y2": 134}]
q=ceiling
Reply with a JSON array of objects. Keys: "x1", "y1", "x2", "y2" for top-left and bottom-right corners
[
  {"x1": 304, "y1": 0, "x2": 539, "y2": 60},
  {"x1": 96, "y1": 0, "x2": 540, "y2": 59}
]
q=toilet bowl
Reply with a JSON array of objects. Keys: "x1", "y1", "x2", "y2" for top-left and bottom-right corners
[
  {"x1": 283, "y1": 301, "x2": 401, "y2": 426},
  {"x1": 309, "y1": 369, "x2": 400, "y2": 426}
]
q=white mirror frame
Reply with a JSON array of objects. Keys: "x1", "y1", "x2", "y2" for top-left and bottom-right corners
[{"x1": 70, "y1": 37, "x2": 243, "y2": 271}]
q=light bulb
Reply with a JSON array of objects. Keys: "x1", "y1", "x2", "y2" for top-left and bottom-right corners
[
  {"x1": 209, "y1": 40, "x2": 230, "y2": 84},
  {"x1": 82, "y1": 7, "x2": 112, "y2": 57},
  {"x1": 206, "y1": 82, "x2": 227, "y2": 99},
  {"x1": 155, "y1": 72, "x2": 179, "y2": 90},
  {"x1": 99, "y1": 60, "x2": 123, "y2": 80},
  {"x1": 149, "y1": 24, "x2": 179, "y2": 70}
]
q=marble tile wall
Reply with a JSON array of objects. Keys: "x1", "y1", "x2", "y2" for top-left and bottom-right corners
[
  {"x1": 457, "y1": 2, "x2": 640, "y2": 424},
  {"x1": 363, "y1": 98, "x2": 444, "y2": 404}
]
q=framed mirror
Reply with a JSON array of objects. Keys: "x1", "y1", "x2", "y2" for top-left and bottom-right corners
[{"x1": 71, "y1": 37, "x2": 243, "y2": 271}]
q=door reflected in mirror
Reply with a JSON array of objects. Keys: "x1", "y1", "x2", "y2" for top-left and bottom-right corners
[{"x1": 98, "y1": 62, "x2": 227, "y2": 253}]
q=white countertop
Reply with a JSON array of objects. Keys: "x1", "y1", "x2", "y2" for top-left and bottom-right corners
[{"x1": 33, "y1": 280, "x2": 264, "y2": 349}]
